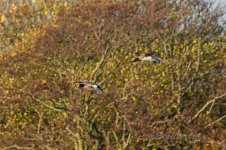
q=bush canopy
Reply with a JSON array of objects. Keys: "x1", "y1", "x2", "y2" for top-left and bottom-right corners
[{"x1": 0, "y1": 0, "x2": 225, "y2": 149}]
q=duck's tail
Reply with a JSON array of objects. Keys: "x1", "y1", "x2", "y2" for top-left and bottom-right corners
[{"x1": 152, "y1": 58, "x2": 162, "y2": 63}]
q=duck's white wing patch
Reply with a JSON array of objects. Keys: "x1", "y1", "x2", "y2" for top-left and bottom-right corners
[
  {"x1": 92, "y1": 84, "x2": 98, "y2": 88},
  {"x1": 141, "y1": 56, "x2": 154, "y2": 61}
]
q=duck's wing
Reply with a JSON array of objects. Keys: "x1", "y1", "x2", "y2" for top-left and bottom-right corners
[
  {"x1": 79, "y1": 80, "x2": 104, "y2": 94},
  {"x1": 151, "y1": 57, "x2": 162, "y2": 63},
  {"x1": 140, "y1": 55, "x2": 162, "y2": 63},
  {"x1": 89, "y1": 83, "x2": 104, "y2": 94},
  {"x1": 95, "y1": 85, "x2": 104, "y2": 94},
  {"x1": 144, "y1": 52, "x2": 158, "y2": 56},
  {"x1": 77, "y1": 80, "x2": 94, "y2": 89}
]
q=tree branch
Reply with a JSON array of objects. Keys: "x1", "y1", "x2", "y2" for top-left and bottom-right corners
[
  {"x1": 91, "y1": 45, "x2": 110, "y2": 81},
  {"x1": 205, "y1": 115, "x2": 226, "y2": 128},
  {"x1": 1, "y1": 145, "x2": 34, "y2": 150},
  {"x1": 28, "y1": 94, "x2": 66, "y2": 112},
  {"x1": 188, "y1": 93, "x2": 226, "y2": 123}
]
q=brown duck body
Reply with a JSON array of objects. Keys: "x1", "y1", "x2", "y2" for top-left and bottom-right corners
[
  {"x1": 77, "y1": 80, "x2": 104, "y2": 94},
  {"x1": 131, "y1": 52, "x2": 162, "y2": 63}
]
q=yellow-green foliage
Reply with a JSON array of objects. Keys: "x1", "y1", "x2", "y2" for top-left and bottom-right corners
[{"x1": 0, "y1": 0, "x2": 225, "y2": 149}]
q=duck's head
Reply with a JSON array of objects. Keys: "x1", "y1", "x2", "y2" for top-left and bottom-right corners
[{"x1": 131, "y1": 57, "x2": 140, "y2": 62}]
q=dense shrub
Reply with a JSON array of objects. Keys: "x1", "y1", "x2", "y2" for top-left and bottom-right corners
[{"x1": 0, "y1": 0, "x2": 225, "y2": 149}]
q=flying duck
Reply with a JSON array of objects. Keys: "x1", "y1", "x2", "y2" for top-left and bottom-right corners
[
  {"x1": 77, "y1": 80, "x2": 104, "y2": 94},
  {"x1": 131, "y1": 52, "x2": 162, "y2": 63}
]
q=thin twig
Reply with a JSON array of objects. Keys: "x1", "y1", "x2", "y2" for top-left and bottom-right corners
[
  {"x1": 94, "y1": 30, "x2": 100, "y2": 41},
  {"x1": 150, "y1": 120, "x2": 169, "y2": 127},
  {"x1": 66, "y1": 127, "x2": 84, "y2": 150},
  {"x1": 205, "y1": 115, "x2": 226, "y2": 128},
  {"x1": 91, "y1": 45, "x2": 110, "y2": 81},
  {"x1": 29, "y1": 95, "x2": 66, "y2": 112},
  {"x1": 37, "y1": 113, "x2": 43, "y2": 134},
  {"x1": 1, "y1": 145, "x2": 34, "y2": 150},
  {"x1": 188, "y1": 93, "x2": 226, "y2": 123}
]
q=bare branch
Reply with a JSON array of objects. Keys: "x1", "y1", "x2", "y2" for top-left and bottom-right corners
[
  {"x1": 205, "y1": 115, "x2": 226, "y2": 128},
  {"x1": 29, "y1": 94, "x2": 66, "y2": 112},
  {"x1": 151, "y1": 120, "x2": 169, "y2": 127},
  {"x1": 1, "y1": 145, "x2": 34, "y2": 150},
  {"x1": 91, "y1": 47, "x2": 110, "y2": 81},
  {"x1": 189, "y1": 93, "x2": 226, "y2": 123},
  {"x1": 66, "y1": 127, "x2": 84, "y2": 150}
]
